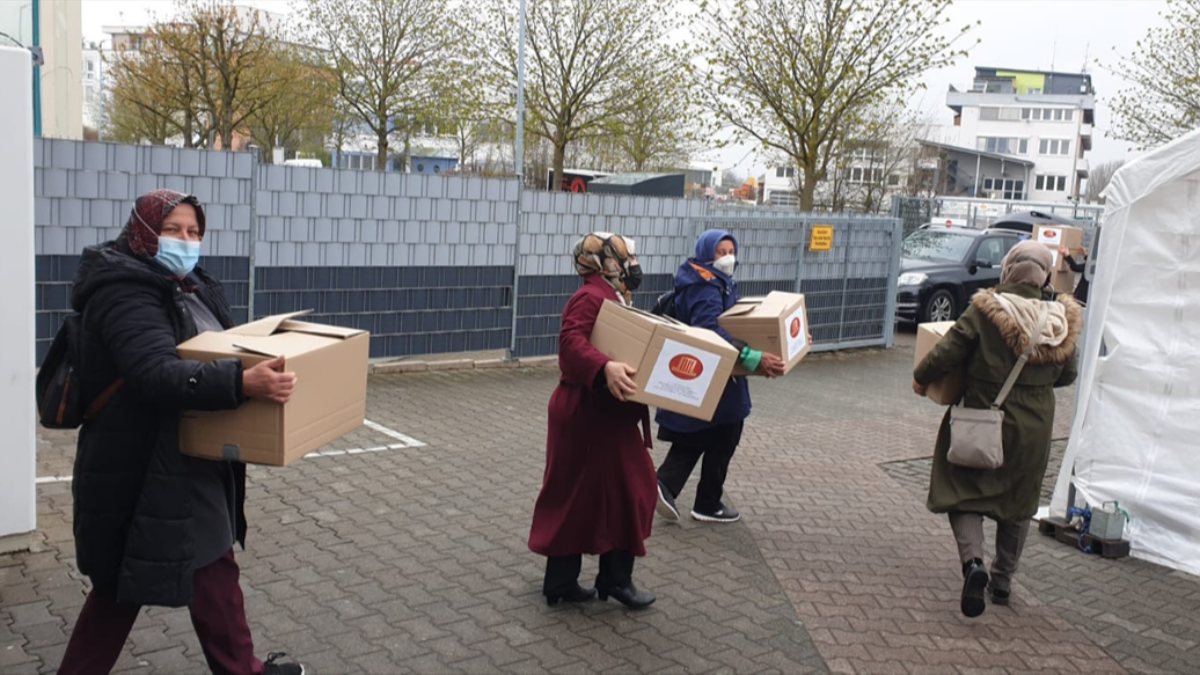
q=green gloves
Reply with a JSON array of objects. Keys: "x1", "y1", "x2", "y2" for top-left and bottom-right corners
[{"x1": 738, "y1": 346, "x2": 763, "y2": 373}]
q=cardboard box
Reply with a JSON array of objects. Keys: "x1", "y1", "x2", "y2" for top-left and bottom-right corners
[
  {"x1": 718, "y1": 291, "x2": 810, "y2": 376},
  {"x1": 1050, "y1": 269, "x2": 1077, "y2": 295},
  {"x1": 1033, "y1": 225, "x2": 1085, "y2": 271},
  {"x1": 590, "y1": 300, "x2": 738, "y2": 422},
  {"x1": 914, "y1": 321, "x2": 962, "y2": 405},
  {"x1": 177, "y1": 311, "x2": 369, "y2": 466}
]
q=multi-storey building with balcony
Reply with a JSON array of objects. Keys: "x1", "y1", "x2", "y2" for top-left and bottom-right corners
[{"x1": 917, "y1": 67, "x2": 1095, "y2": 202}]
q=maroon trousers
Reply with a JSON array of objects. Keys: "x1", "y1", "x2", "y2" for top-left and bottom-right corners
[{"x1": 58, "y1": 549, "x2": 264, "y2": 675}]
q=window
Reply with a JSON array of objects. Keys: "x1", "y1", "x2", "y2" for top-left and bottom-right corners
[
  {"x1": 1024, "y1": 107, "x2": 1075, "y2": 122},
  {"x1": 887, "y1": 173, "x2": 901, "y2": 187},
  {"x1": 981, "y1": 177, "x2": 1025, "y2": 199},
  {"x1": 902, "y1": 230, "x2": 975, "y2": 262},
  {"x1": 1038, "y1": 139, "x2": 1071, "y2": 155},
  {"x1": 776, "y1": 167, "x2": 784, "y2": 178},
  {"x1": 1036, "y1": 174, "x2": 1068, "y2": 192},
  {"x1": 976, "y1": 238, "x2": 1010, "y2": 266},
  {"x1": 786, "y1": 167, "x2": 795, "y2": 178},
  {"x1": 977, "y1": 137, "x2": 1028, "y2": 155},
  {"x1": 979, "y1": 107, "x2": 1022, "y2": 122}
]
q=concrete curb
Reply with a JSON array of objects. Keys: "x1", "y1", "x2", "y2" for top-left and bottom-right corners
[{"x1": 370, "y1": 356, "x2": 557, "y2": 375}]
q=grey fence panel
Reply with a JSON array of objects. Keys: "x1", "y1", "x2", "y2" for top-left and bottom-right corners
[
  {"x1": 511, "y1": 191, "x2": 701, "y2": 357},
  {"x1": 698, "y1": 210, "x2": 902, "y2": 352},
  {"x1": 253, "y1": 166, "x2": 518, "y2": 358}
]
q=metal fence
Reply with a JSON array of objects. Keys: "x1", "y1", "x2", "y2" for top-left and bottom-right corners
[
  {"x1": 34, "y1": 139, "x2": 903, "y2": 363},
  {"x1": 892, "y1": 195, "x2": 1104, "y2": 246}
]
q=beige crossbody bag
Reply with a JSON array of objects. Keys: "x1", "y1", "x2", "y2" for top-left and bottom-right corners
[{"x1": 946, "y1": 308, "x2": 1048, "y2": 470}]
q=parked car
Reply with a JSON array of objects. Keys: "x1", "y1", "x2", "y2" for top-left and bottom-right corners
[
  {"x1": 896, "y1": 226, "x2": 1025, "y2": 323},
  {"x1": 982, "y1": 209, "x2": 1082, "y2": 234}
]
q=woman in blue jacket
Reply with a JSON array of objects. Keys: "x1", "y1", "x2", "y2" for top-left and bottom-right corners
[{"x1": 655, "y1": 229, "x2": 785, "y2": 523}]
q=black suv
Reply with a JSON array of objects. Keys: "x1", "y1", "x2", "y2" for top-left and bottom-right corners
[{"x1": 895, "y1": 225, "x2": 1024, "y2": 323}]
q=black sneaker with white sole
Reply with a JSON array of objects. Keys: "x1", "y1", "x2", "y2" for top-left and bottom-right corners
[
  {"x1": 691, "y1": 503, "x2": 740, "y2": 523},
  {"x1": 656, "y1": 480, "x2": 680, "y2": 521},
  {"x1": 263, "y1": 652, "x2": 306, "y2": 675}
]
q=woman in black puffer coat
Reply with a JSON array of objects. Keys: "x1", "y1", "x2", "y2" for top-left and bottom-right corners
[{"x1": 59, "y1": 190, "x2": 303, "y2": 675}]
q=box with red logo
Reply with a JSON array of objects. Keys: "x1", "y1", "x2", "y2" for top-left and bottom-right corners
[
  {"x1": 589, "y1": 300, "x2": 739, "y2": 422},
  {"x1": 718, "y1": 291, "x2": 810, "y2": 376},
  {"x1": 1033, "y1": 224, "x2": 1085, "y2": 271}
]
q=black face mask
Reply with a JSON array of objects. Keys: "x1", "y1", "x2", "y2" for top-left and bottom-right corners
[{"x1": 623, "y1": 263, "x2": 643, "y2": 291}]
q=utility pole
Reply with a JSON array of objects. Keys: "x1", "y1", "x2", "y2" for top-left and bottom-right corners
[{"x1": 507, "y1": 0, "x2": 527, "y2": 359}]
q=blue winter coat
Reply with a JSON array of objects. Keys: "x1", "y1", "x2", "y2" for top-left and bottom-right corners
[{"x1": 655, "y1": 229, "x2": 751, "y2": 433}]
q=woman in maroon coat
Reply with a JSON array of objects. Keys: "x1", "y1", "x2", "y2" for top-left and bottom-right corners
[{"x1": 529, "y1": 233, "x2": 658, "y2": 610}]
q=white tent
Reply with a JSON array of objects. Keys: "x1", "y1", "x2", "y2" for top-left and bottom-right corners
[{"x1": 1049, "y1": 128, "x2": 1200, "y2": 577}]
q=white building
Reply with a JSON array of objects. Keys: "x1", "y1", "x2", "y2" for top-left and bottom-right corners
[
  {"x1": 761, "y1": 165, "x2": 798, "y2": 207},
  {"x1": 925, "y1": 67, "x2": 1094, "y2": 202},
  {"x1": 81, "y1": 42, "x2": 106, "y2": 131}
]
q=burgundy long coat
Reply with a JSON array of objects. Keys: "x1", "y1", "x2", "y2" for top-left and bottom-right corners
[{"x1": 528, "y1": 274, "x2": 657, "y2": 557}]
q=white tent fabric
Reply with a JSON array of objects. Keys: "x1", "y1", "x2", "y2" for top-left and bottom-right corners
[{"x1": 1049, "y1": 128, "x2": 1200, "y2": 577}]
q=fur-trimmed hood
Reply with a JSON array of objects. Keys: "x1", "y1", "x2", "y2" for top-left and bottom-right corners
[{"x1": 971, "y1": 289, "x2": 1082, "y2": 365}]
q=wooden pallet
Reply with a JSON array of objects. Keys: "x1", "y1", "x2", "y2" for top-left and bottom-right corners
[{"x1": 1037, "y1": 517, "x2": 1131, "y2": 559}]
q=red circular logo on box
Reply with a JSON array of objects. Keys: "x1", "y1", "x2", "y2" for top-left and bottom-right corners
[
  {"x1": 1043, "y1": 230, "x2": 1059, "y2": 239},
  {"x1": 669, "y1": 354, "x2": 703, "y2": 380},
  {"x1": 790, "y1": 317, "x2": 802, "y2": 338}
]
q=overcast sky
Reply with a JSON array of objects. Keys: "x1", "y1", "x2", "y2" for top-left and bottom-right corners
[{"x1": 82, "y1": 0, "x2": 1169, "y2": 176}]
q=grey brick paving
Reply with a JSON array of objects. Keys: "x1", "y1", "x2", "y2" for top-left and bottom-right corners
[{"x1": 4, "y1": 330, "x2": 1199, "y2": 673}]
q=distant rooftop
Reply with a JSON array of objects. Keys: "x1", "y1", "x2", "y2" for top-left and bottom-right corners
[
  {"x1": 963, "y1": 66, "x2": 1094, "y2": 96},
  {"x1": 588, "y1": 172, "x2": 683, "y2": 186}
]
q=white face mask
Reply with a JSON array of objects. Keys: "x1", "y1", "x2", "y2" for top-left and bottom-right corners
[{"x1": 713, "y1": 254, "x2": 736, "y2": 276}]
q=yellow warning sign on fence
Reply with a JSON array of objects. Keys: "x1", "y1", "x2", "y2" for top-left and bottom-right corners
[{"x1": 809, "y1": 225, "x2": 834, "y2": 252}]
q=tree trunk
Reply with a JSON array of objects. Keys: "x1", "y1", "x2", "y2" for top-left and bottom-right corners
[
  {"x1": 800, "y1": 164, "x2": 818, "y2": 212},
  {"x1": 376, "y1": 130, "x2": 389, "y2": 172},
  {"x1": 552, "y1": 140, "x2": 567, "y2": 192}
]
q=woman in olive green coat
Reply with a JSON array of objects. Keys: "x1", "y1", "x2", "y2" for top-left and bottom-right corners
[{"x1": 913, "y1": 240, "x2": 1081, "y2": 618}]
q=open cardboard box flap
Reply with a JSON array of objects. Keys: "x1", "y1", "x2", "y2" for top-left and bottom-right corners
[
  {"x1": 228, "y1": 310, "x2": 312, "y2": 337},
  {"x1": 722, "y1": 292, "x2": 796, "y2": 319}
]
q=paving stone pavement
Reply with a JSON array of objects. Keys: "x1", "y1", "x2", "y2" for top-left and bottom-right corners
[{"x1": 4, "y1": 330, "x2": 1200, "y2": 674}]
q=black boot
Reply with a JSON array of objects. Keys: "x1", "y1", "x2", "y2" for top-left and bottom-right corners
[
  {"x1": 596, "y1": 550, "x2": 655, "y2": 610},
  {"x1": 960, "y1": 558, "x2": 988, "y2": 618},
  {"x1": 543, "y1": 555, "x2": 596, "y2": 607}
]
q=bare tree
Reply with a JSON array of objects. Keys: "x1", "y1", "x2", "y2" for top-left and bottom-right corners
[
  {"x1": 104, "y1": 41, "x2": 195, "y2": 145},
  {"x1": 103, "y1": 1, "x2": 289, "y2": 149},
  {"x1": 183, "y1": 1, "x2": 286, "y2": 149},
  {"x1": 245, "y1": 46, "x2": 338, "y2": 162},
  {"x1": 471, "y1": 0, "x2": 682, "y2": 189},
  {"x1": 705, "y1": 0, "x2": 973, "y2": 210},
  {"x1": 607, "y1": 53, "x2": 702, "y2": 171},
  {"x1": 104, "y1": 18, "x2": 206, "y2": 146},
  {"x1": 1109, "y1": 0, "x2": 1200, "y2": 150},
  {"x1": 426, "y1": 58, "x2": 501, "y2": 169},
  {"x1": 301, "y1": 0, "x2": 451, "y2": 171},
  {"x1": 1084, "y1": 160, "x2": 1126, "y2": 204}
]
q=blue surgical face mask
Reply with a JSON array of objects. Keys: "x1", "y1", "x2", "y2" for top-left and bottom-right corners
[{"x1": 156, "y1": 237, "x2": 201, "y2": 277}]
